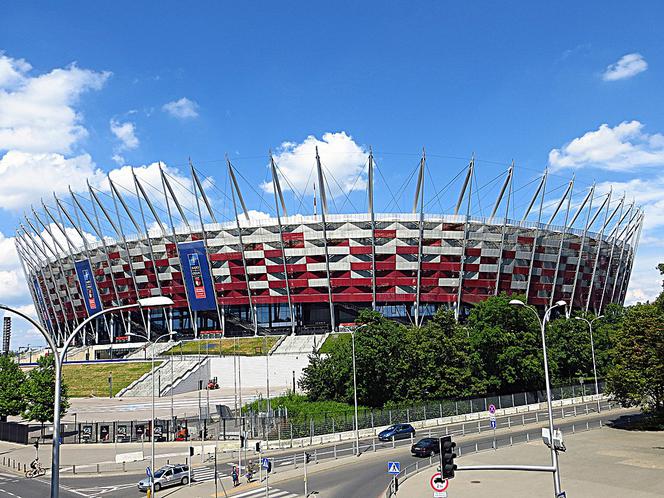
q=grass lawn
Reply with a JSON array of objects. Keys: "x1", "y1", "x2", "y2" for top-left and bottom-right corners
[
  {"x1": 63, "y1": 361, "x2": 159, "y2": 398},
  {"x1": 162, "y1": 336, "x2": 280, "y2": 357},
  {"x1": 244, "y1": 393, "x2": 364, "y2": 421},
  {"x1": 318, "y1": 333, "x2": 351, "y2": 353}
]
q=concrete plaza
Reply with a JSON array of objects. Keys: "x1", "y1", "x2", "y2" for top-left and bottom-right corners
[{"x1": 400, "y1": 425, "x2": 664, "y2": 497}]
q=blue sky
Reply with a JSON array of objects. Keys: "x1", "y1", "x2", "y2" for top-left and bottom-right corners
[{"x1": 1, "y1": 1, "x2": 663, "y2": 346}]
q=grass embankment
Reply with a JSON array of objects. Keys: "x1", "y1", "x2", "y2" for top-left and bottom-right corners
[
  {"x1": 63, "y1": 361, "x2": 159, "y2": 397},
  {"x1": 244, "y1": 392, "x2": 365, "y2": 422},
  {"x1": 318, "y1": 333, "x2": 350, "y2": 354},
  {"x1": 162, "y1": 337, "x2": 280, "y2": 357}
]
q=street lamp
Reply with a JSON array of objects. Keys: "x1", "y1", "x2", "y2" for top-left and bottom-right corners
[
  {"x1": 340, "y1": 323, "x2": 367, "y2": 456},
  {"x1": 509, "y1": 298, "x2": 566, "y2": 497},
  {"x1": 0, "y1": 295, "x2": 173, "y2": 498},
  {"x1": 128, "y1": 326, "x2": 174, "y2": 498},
  {"x1": 574, "y1": 315, "x2": 603, "y2": 398}
]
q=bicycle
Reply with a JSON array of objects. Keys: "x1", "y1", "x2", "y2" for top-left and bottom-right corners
[{"x1": 25, "y1": 462, "x2": 45, "y2": 478}]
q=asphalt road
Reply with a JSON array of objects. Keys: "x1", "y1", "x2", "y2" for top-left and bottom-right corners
[{"x1": 6, "y1": 399, "x2": 626, "y2": 498}]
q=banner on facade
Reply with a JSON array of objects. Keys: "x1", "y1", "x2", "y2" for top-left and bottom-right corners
[
  {"x1": 33, "y1": 278, "x2": 52, "y2": 329},
  {"x1": 178, "y1": 241, "x2": 217, "y2": 311},
  {"x1": 74, "y1": 259, "x2": 103, "y2": 316}
]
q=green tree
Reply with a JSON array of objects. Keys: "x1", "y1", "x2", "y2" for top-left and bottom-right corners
[
  {"x1": 546, "y1": 315, "x2": 592, "y2": 385},
  {"x1": 0, "y1": 354, "x2": 26, "y2": 421},
  {"x1": 605, "y1": 303, "x2": 664, "y2": 412},
  {"x1": 466, "y1": 294, "x2": 544, "y2": 393},
  {"x1": 401, "y1": 309, "x2": 480, "y2": 401},
  {"x1": 22, "y1": 354, "x2": 69, "y2": 425}
]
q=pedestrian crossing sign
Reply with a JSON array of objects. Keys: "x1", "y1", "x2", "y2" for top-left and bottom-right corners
[
  {"x1": 387, "y1": 461, "x2": 401, "y2": 475},
  {"x1": 262, "y1": 457, "x2": 270, "y2": 469}
]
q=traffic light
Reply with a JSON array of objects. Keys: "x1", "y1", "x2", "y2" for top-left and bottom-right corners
[
  {"x1": 255, "y1": 442, "x2": 261, "y2": 452},
  {"x1": 440, "y1": 435, "x2": 457, "y2": 479},
  {"x1": 240, "y1": 435, "x2": 245, "y2": 448}
]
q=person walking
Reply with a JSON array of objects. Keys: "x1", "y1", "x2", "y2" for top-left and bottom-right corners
[{"x1": 231, "y1": 466, "x2": 239, "y2": 487}]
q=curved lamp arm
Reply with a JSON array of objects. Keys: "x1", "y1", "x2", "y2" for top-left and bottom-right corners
[{"x1": 0, "y1": 304, "x2": 59, "y2": 356}]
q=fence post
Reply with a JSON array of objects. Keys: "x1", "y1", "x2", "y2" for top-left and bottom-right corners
[
  {"x1": 371, "y1": 412, "x2": 374, "y2": 431},
  {"x1": 507, "y1": 416, "x2": 511, "y2": 429},
  {"x1": 455, "y1": 401, "x2": 458, "y2": 416},
  {"x1": 423, "y1": 405, "x2": 427, "y2": 421},
  {"x1": 290, "y1": 424, "x2": 293, "y2": 448},
  {"x1": 483, "y1": 398, "x2": 487, "y2": 411},
  {"x1": 332, "y1": 418, "x2": 335, "y2": 435},
  {"x1": 511, "y1": 393, "x2": 515, "y2": 407},
  {"x1": 389, "y1": 409, "x2": 392, "y2": 425},
  {"x1": 439, "y1": 403, "x2": 443, "y2": 418},
  {"x1": 535, "y1": 412, "x2": 539, "y2": 423},
  {"x1": 406, "y1": 408, "x2": 410, "y2": 423},
  {"x1": 478, "y1": 420, "x2": 481, "y2": 433},
  {"x1": 522, "y1": 414, "x2": 525, "y2": 426}
]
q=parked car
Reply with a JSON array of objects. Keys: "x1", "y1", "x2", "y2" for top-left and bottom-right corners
[
  {"x1": 137, "y1": 464, "x2": 189, "y2": 492},
  {"x1": 153, "y1": 425, "x2": 167, "y2": 442},
  {"x1": 411, "y1": 437, "x2": 440, "y2": 457},
  {"x1": 378, "y1": 423, "x2": 415, "y2": 442}
]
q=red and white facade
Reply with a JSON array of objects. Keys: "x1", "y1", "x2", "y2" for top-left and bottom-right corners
[{"x1": 15, "y1": 158, "x2": 642, "y2": 345}]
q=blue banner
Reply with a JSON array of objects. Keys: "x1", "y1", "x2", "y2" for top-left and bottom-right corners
[
  {"x1": 33, "y1": 278, "x2": 52, "y2": 330},
  {"x1": 178, "y1": 241, "x2": 217, "y2": 311},
  {"x1": 74, "y1": 259, "x2": 103, "y2": 316}
]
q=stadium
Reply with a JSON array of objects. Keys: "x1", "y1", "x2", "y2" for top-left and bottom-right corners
[{"x1": 15, "y1": 151, "x2": 643, "y2": 346}]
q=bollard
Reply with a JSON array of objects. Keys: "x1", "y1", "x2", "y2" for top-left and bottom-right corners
[
  {"x1": 373, "y1": 437, "x2": 376, "y2": 452},
  {"x1": 97, "y1": 463, "x2": 100, "y2": 474},
  {"x1": 314, "y1": 449, "x2": 318, "y2": 463},
  {"x1": 392, "y1": 436, "x2": 395, "y2": 449},
  {"x1": 522, "y1": 414, "x2": 525, "y2": 426},
  {"x1": 478, "y1": 420, "x2": 481, "y2": 433},
  {"x1": 526, "y1": 433, "x2": 530, "y2": 442},
  {"x1": 475, "y1": 442, "x2": 478, "y2": 452},
  {"x1": 294, "y1": 453, "x2": 297, "y2": 468},
  {"x1": 536, "y1": 412, "x2": 539, "y2": 423},
  {"x1": 73, "y1": 465, "x2": 76, "y2": 475},
  {"x1": 572, "y1": 424, "x2": 575, "y2": 434},
  {"x1": 586, "y1": 421, "x2": 589, "y2": 430},
  {"x1": 462, "y1": 423, "x2": 465, "y2": 436},
  {"x1": 334, "y1": 444, "x2": 337, "y2": 459},
  {"x1": 510, "y1": 435, "x2": 513, "y2": 446},
  {"x1": 508, "y1": 416, "x2": 511, "y2": 429}
]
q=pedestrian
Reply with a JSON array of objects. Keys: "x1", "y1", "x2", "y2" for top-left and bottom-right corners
[{"x1": 232, "y1": 465, "x2": 239, "y2": 487}]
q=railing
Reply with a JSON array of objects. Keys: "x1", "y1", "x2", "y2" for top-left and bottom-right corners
[{"x1": 246, "y1": 382, "x2": 605, "y2": 442}]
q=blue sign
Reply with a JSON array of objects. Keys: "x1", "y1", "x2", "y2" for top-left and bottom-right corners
[
  {"x1": 387, "y1": 461, "x2": 401, "y2": 475},
  {"x1": 490, "y1": 418, "x2": 497, "y2": 429},
  {"x1": 261, "y1": 457, "x2": 270, "y2": 469},
  {"x1": 74, "y1": 259, "x2": 103, "y2": 316},
  {"x1": 32, "y1": 278, "x2": 52, "y2": 331},
  {"x1": 178, "y1": 241, "x2": 217, "y2": 312},
  {"x1": 146, "y1": 466, "x2": 152, "y2": 478}
]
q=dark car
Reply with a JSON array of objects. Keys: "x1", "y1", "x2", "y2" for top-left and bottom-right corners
[
  {"x1": 411, "y1": 437, "x2": 440, "y2": 457},
  {"x1": 378, "y1": 423, "x2": 415, "y2": 442}
]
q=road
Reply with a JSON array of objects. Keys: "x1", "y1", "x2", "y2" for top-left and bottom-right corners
[{"x1": 2, "y1": 399, "x2": 626, "y2": 498}]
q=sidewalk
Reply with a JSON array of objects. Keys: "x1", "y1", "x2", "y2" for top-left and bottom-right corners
[{"x1": 399, "y1": 426, "x2": 664, "y2": 497}]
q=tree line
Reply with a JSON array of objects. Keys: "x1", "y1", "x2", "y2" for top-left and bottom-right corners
[
  {"x1": 301, "y1": 286, "x2": 663, "y2": 414},
  {"x1": 0, "y1": 354, "x2": 69, "y2": 425}
]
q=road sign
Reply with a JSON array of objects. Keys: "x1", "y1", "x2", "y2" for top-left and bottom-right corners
[
  {"x1": 261, "y1": 457, "x2": 270, "y2": 469},
  {"x1": 488, "y1": 403, "x2": 496, "y2": 414},
  {"x1": 387, "y1": 461, "x2": 401, "y2": 475},
  {"x1": 490, "y1": 418, "x2": 497, "y2": 429},
  {"x1": 430, "y1": 472, "x2": 449, "y2": 491},
  {"x1": 146, "y1": 466, "x2": 152, "y2": 478},
  {"x1": 433, "y1": 492, "x2": 448, "y2": 498}
]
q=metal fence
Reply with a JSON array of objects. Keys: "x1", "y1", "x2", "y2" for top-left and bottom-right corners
[{"x1": 246, "y1": 381, "x2": 605, "y2": 442}]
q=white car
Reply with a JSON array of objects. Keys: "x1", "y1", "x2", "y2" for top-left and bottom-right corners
[{"x1": 137, "y1": 464, "x2": 189, "y2": 492}]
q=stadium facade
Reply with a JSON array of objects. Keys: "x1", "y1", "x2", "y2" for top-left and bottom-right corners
[{"x1": 15, "y1": 152, "x2": 643, "y2": 345}]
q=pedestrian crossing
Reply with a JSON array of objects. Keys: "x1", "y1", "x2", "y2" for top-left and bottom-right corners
[
  {"x1": 229, "y1": 487, "x2": 298, "y2": 498},
  {"x1": 193, "y1": 464, "x2": 221, "y2": 482}
]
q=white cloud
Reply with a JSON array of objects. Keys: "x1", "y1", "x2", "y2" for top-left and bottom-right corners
[
  {"x1": 0, "y1": 53, "x2": 109, "y2": 213},
  {"x1": 110, "y1": 119, "x2": 139, "y2": 151},
  {"x1": 0, "y1": 53, "x2": 110, "y2": 154},
  {"x1": 0, "y1": 150, "x2": 105, "y2": 210},
  {"x1": 602, "y1": 53, "x2": 648, "y2": 81},
  {"x1": 112, "y1": 153, "x2": 125, "y2": 165},
  {"x1": 162, "y1": 97, "x2": 199, "y2": 119},
  {"x1": 262, "y1": 131, "x2": 367, "y2": 197},
  {"x1": 548, "y1": 121, "x2": 664, "y2": 172}
]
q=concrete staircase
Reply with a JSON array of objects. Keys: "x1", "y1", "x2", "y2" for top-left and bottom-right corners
[
  {"x1": 271, "y1": 334, "x2": 327, "y2": 355},
  {"x1": 116, "y1": 357, "x2": 209, "y2": 397}
]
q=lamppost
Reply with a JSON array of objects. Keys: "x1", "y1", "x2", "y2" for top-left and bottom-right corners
[
  {"x1": 341, "y1": 323, "x2": 367, "y2": 456},
  {"x1": 509, "y1": 299, "x2": 566, "y2": 497},
  {"x1": 0, "y1": 295, "x2": 173, "y2": 498},
  {"x1": 574, "y1": 315, "x2": 603, "y2": 398},
  {"x1": 128, "y1": 326, "x2": 174, "y2": 498}
]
